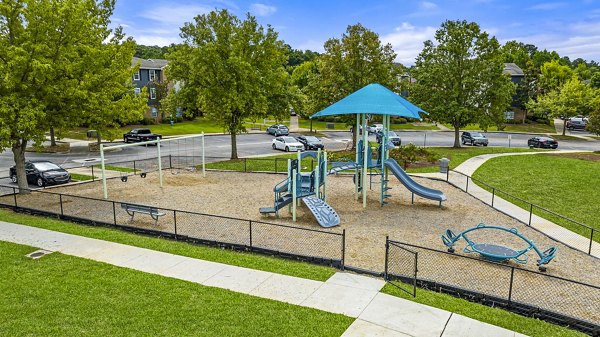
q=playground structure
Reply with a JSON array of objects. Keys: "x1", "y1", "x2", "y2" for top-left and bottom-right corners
[
  {"x1": 259, "y1": 149, "x2": 340, "y2": 228},
  {"x1": 99, "y1": 134, "x2": 206, "y2": 199},
  {"x1": 441, "y1": 223, "x2": 557, "y2": 271},
  {"x1": 313, "y1": 83, "x2": 446, "y2": 208}
]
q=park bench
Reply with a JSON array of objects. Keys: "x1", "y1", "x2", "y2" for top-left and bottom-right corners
[{"x1": 121, "y1": 203, "x2": 166, "y2": 225}]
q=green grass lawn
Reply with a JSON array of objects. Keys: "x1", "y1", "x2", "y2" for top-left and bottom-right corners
[
  {"x1": 62, "y1": 118, "x2": 228, "y2": 141},
  {"x1": 407, "y1": 146, "x2": 543, "y2": 173},
  {"x1": 383, "y1": 284, "x2": 585, "y2": 337},
  {"x1": 70, "y1": 173, "x2": 95, "y2": 181},
  {"x1": 0, "y1": 241, "x2": 352, "y2": 337},
  {"x1": 472, "y1": 153, "x2": 600, "y2": 240},
  {"x1": 0, "y1": 209, "x2": 335, "y2": 281},
  {"x1": 0, "y1": 210, "x2": 585, "y2": 336},
  {"x1": 206, "y1": 153, "x2": 320, "y2": 173}
]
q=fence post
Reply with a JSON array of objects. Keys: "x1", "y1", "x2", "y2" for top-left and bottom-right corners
[
  {"x1": 446, "y1": 169, "x2": 449, "y2": 182},
  {"x1": 384, "y1": 236, "x2": 389, "y2": 280},
  {"x1": 169, "y1": 154, "x2": 173, "y2": 169},
  {"x1": 91, "y1": 165, "x2": 95, "y2": 181},
  {"x1": 59, "y1": 194, "x2": 64, "y2": 217},
  {"x1": 173, "y1": 210, "x2": 178, "y2": 239},
  {"x1": 590, "y1": 229, "x2": 595, "y2": 255},
  {"x1": 413, "y1": 251, "x2": 418, "y2": 297},
  {"x1": 491, "y1": 188, "x2": 495, "y2": 207},
  {"x1": 341, "y1": 229, "x2": 346, "y2": 270},
  {"x1": 508, "y1": 267, "x2": 515, "y2": 304},
  {"x1": 249, "y1": 220, "x2": 253, "y2": 248},
  {"x1": 133, "y1": 160, "x2": 136, "y2": 174},
  {"x1": 465, "y1": 176, "x2": 469, "y2": 193},
  {"x1": 112, "y1": 201, "x2": 117, "y2": 225},
  {"x1": 13, "y1": 187, "x2": 17, "y2": 208},
  {"x1": 528, "y1": 204, "x2": 533, "y2": 226},
  {"x1": 311, "y1": 159, "x2": 314, "y2": 172},
  {"x1": 244, "y1": 158, "x2": 247, "y2": 172},
  {"x1": 275, "y1": 158, "x2": 278, "y2": 172}
]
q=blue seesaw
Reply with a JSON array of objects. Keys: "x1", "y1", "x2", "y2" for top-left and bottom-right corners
[{"x1": 441, "y1": 223, "x2": 557, "y2": 272}]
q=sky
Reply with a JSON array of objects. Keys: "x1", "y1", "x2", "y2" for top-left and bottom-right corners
[{"x1": 112, "y1": 0, "x2": 600, "y2": 65}]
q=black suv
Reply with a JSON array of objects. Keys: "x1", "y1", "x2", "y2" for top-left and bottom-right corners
[
  {"x1": 461, "y1": 131, "x2": 488, "y2": 146},
  {"x1": 566, "y1": 118, "x2": 587, "y2": 131}
]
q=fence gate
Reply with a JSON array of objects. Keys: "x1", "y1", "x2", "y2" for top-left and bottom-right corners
[{"x1": 384, "y1": 237, "x2": 418, "y2": 297}]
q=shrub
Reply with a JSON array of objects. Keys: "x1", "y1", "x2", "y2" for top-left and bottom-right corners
[
  {"x1": 389, "y1": 144, "x2": 439, "y2": 169},
  {"x1": 139, "y1": 117, "x2": 156, "y2": 125}
]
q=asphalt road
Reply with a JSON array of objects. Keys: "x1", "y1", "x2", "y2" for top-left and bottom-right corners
[{"x1": 0, "y1": 130, "x2": 598, "y2": 178}]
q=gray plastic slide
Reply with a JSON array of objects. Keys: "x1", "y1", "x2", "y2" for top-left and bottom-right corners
[
  {"x1": 302, "y1": 196, "x2": 340, "y2": 228},
  {"x1": 385, "y1": 159, "x2": 447, "y2": 203}
]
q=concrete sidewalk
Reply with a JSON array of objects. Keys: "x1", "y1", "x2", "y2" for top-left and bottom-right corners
[
  {"x1": 0, "y1": 222, "x2": 526, "y2": 337},
  {"x1": 415, "y1": 151, "x2": 599, "y2": 258}
]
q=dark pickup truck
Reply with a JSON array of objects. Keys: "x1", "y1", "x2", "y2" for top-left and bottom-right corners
[{"x1": 123, "y1": 128, "x2": 162, "y2": 143}]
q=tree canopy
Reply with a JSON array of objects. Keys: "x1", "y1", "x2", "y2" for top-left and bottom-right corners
[
  {"x1": 0, "y1": 0, "x2": 146, "y2": 190},
  {"x1": 410, "y1": 20, "x2": 514, "y2": 147},
  {"x1": 167, "y1": 9, "x2": 290, "y2": 159}
]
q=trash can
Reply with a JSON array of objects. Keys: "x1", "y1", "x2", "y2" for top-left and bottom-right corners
[
  {"x1": 326, "y1": 123, "x2": 335, "y2": 129},
  {"x1": 86, "y1": 130, "x2": 97, "y2": 139},
  {"x1": 439, "y1": 158, "x2": 450, "y2": 174}
]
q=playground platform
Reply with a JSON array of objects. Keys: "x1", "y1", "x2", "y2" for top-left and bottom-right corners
[{"x1": 0, "y1": 221, "x2": 527, "y2": 337}]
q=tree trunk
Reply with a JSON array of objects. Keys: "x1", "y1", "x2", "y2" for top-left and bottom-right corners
[
  {"x1": 96, "y1": 132, "x2": 102, "y2": 147},
  {"x1": 522, "y1": 109, "x2": 527, "y2": 124},
  {"x1": 50, "y1": 127, "x2": 56, "y2": 147},
  {"x1": 453, "y1": 125, "x2": 461, "y2": 148},
  {"x1": 12, "y1": 139, "x2": 30, "y2": 193},
  {"x1": 562, "y1": 119, "x2": 567, "y2": 136},
  {"x1": 230, "y1": 131, "x2": 238, "y2": 159},
  {"x1": 351, "y1": 126, "x2": 357, "y2": 150}
]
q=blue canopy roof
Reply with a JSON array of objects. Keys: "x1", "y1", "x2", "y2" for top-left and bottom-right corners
[{"x1": 311, "y1": 83, "x2": 427, "y2": 119}]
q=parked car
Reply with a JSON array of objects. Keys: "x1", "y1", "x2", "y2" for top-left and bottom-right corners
[
  {"x1": 296, "y1": 135, "x2": 324, "y2": 150},
  {"x1": 272, "y1": 136, "x2": 304, "y2": 152},
  {"x1": 267, "y1": 124, "x2": 289, "y2": 136},
  {"x1": 367, "y1": 124, "x2": 384, "y2": 133},
  {"x1": 461, "y1": 131, "x2": 489, "y2": 146},
  {"x1": 376, "y1": 131, "x2": 402, "y2": 146},
  {"x1": 10, "y1": 160, "x2": 71, "y2": 187},
  {"x1": 123, "y1": 128, "x2": 161, "y2": 143},
  {"x1": 527, "y1": 136, "x2": 558, "y2": 149},
  {"x1": 566, "y1": 118, "x2": 587, "y2": 131}
]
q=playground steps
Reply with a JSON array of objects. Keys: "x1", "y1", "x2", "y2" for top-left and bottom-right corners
[
  {"x1": 259, "y1": 194, "x2": 294, "y2": 215},
  {"x1": 302, "y1": 196, "x2": 340, "y2": 228}
]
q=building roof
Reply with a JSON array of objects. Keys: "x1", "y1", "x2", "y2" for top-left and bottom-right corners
[
  {"x1": 503, "y1": 63, "x2": 524, "y2": 76},
  {"x1": 132, "y1": 57, "x2": 168, "y2": 69}
]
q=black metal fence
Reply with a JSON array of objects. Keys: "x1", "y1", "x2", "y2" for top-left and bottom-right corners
[
  {"x1": 446, "y1": 169, "x2": 599, "y2": 257},
  {"x1": 385, "y1": 239, "x2": 600, "y2": 336},
  {"x1": 385, "y1": 237, "x2": 417, "y2": 297},
  {"x1": 0, "y1": 186, "x2": 345, "y2": 268}
]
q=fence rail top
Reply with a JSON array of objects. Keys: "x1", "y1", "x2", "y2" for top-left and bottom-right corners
[{"x1": 387, "y1": 239, "x2": 600, "y2": 289}]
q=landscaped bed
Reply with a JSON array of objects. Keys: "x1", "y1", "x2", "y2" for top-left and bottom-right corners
[{"x1": 9, "y1": 169, "x2": 600, "y2": 324}]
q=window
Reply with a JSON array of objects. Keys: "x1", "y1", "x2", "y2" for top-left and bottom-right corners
[
  {"x1": 150, "y1": 88, "x2": 156, "y2": 99},
  {"x1": 151, "y1": 107, "x2": 158, "y2": 118},
  {"x1": 133, "y1": 70, "x2": 140, "y2": 81},
  {"x1": 149, "y1": 69, "x2": 156, "y2": 81},
  {"x1": 134, "y1": 88, "x2": 141, "y2": 95}
]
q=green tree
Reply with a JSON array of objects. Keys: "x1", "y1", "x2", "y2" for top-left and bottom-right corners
[
  {"x1": 410, "y1": 20, "x2": 514, "y2": 147},
  {"x1": 0, "y1": 0, "x2": 146, "y2": 191},
  {"x1": 305, "y1": 23, "x2": 401, "y2": 146},
  {"x1": 539, "y1": 59, "x2": 574, "y2": 93},
  {"x1": 167, "y1": 9, "x2": 290, "y2": 159},
  {"x1": 501, "y1": 40, "x2": 530, "y2": 69},
  {"x1": 587, "y1": 91, "x2": 600, "y2": 135},
  {"x1": 528, "y1": 77, "x2": 593, "y2": 135}
]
